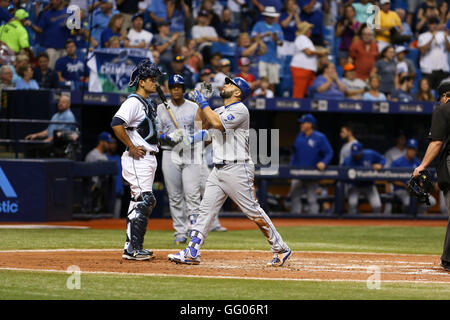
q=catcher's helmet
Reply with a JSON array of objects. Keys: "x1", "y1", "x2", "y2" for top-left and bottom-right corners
[
  {"x1": 168, "y1": 74, "x2": 185, "y2": 89},
  {"x1": 129, "y1": 59, "x2": 162, "y2": 88},
  {"x1": 225, "y1": 77, "x2": 251, "y2": 101},
  {"x1": 407, "y1": 169, "x2": 434, "y2": 205}
]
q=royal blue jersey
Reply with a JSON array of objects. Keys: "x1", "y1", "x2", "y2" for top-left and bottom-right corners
[
  {"x1": 291, "y1": 130, "x2": 334, "y2": 167},
  {"x1": 343, "y1": 149, "x2": 386, "y2": 186},
  {"x1": 55, "y1": 56, "x2": 85, "y2": 82},
  {"x1": 390, "y1": 155, "x2": 421, "y2": 190},
  {"x1": 37, "y1": 8, "x2": 70, "y2": 49}
]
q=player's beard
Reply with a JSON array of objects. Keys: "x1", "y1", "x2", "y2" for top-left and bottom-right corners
[{"x1": 220, "y1": 89, "x2": 233, "y2": 99}]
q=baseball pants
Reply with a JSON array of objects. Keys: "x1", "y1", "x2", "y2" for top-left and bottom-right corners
[
  {"x1": 289, "y1": 179, "x2": 320, "y2": 214},
  {"x1": 162, "y1": 150, "x2": 202, "y2": 239},
  {"x1": 440, "y1": 155, "x2": 450, "y2": 263},
  {"x1": 193, "y1": 163, "x2": 289, "y2": 253},
  {"x1": 200, "y1": 163, "x2": 224, "y2": 230},
  {"x1": 347, "y1": 185, "x2": 381, "y2": 214}
]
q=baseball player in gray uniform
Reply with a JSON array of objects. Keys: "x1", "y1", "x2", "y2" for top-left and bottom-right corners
[
  {"x1": 111, "y1": 59, "x2": 161, "y2": 261},
  {"x1": 168, "y1": 77, "x2": 292, "y2": 267},
  {"x1": 157, "y1": 74, "x2": 204, "y2": 244}
]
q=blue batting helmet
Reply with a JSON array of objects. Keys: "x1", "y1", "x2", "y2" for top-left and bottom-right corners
[
  {"x1": 168, "y1": 74, "x2": 185, "y2": 88},
  {"x1": 128, "y1": 59, "x2": 162, "y2": 88},
  {"x1": 225, "y1": 77, "x2": 251, "y2": 101}
]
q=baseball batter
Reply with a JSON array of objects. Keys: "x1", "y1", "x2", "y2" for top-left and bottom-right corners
[
  {"x1": 157, "y1": 74, "x2": 203, "y2": 244},
  {"x1": 168, "y1": 77, "x2": 292, "y2": 267},
  {"x1": 111, "y1": 59, "x2": 160, "y2": 261}
]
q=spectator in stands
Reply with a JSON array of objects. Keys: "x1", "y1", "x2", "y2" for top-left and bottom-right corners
[
  {"x1": 28, "y1": 0, "x2": 71, "y2": 69},
  {"x1": 236, "y1": 57, "x2": 258, "y2": 91},
  {"x1": 236, "y1": 32, "x2": 267, "y2": 79},
  {"x1": 335, "y1": 4, "x2": 361, "y2": 61},
  {"x1": 55, "y1": 40, "x2": 86, "y2": 90},
  {"x1": 10, "y1": 54, "x2": 29, "y2": 85},
  {"x1": 418, "y1": 17, "x2": 450, "y2": 90},
  {"x1": 391, "y1": 75, "x2": 414, "y2": 102},
  {"x1": 298, "y1": 0, "x2": 328, "y2": 46},
  {"x1": 438, "y1": 1, "x2": 449, "y2": 27},
  {"x1": 180, "y1": 39, "x2": 204, "y2": 74},
  {"x1": 116, "y1": 0, "x2": 140, "y2": 34},
  {"x1": 250, "y1": 6, "x2": 284, "y2": 92},
  {"x1": 212, "y1": 58, "x2": 233, "y2": 95},
  {"x1": 388, "y1": 138, "x2": 437, "y2": 214},
  {"x1": 279, "y1": 0, "x2": 301, "y2": 57},
  {"x1": 105, "y1": 36, "x2": 121, "y2": 48},
  {"x1": 25, "y1": 95, "x2": 76, "y2": 143},
  {"x1": 352, "y1": 0, "x2": 371, "y2": 24},
  {"x1": 0, "y1": 65, "x2": 14, "y2": 107},
  {"x1": 100, "y1": 13, "x2": 129, "y2": 48},
  {"x1": 194, "y1": 67, "x2": 214, "y2": 91},
  {"x1": 33, "y1": 52, "x2": 59, "y2": 89},
  {"x1": 197, "y1": 0, "x2": 222, "y2": 31},
  {"x1": 384, "y1": 131, "x2": 406, "y2": 167},
  {"x1": 171, "y1": 55, "x2": 195, "y2": 89},
  {"x1": 416, "y1": 78, "x2": 436, "y2": 101},
  {"x1": 126, "y1": 12, "x2": 153, "y2": 49},
  {"x1": 90, "y1": 0, "x2": 119, "y2": 45},
  {"x1": 406, "y1": 0, "x2": 422, "y2": 27},
  {"x1": 416, "y1": 0, "x2": 440, "y2": 34},
  {"x1": 349, "y1": 25, "x2": 378, "y2": 81},
  {"x1": 341, "y1": 63, "x2": 367, "y2": 100},
  {"x1": 217, "y1": 8, "x2": 240, "y2": 43},
  {"x1": 253, "y1": 76, "x2": 274, "y2": 98},
  {"x1": 374, "y1": 45, "x2": 397, "y2": 98},
  {"x1": 290, "y1": 21, "x2": 329, "y2": 98},
  {"x1": 288, "y1": 113, "x2": 334, "y2": 214},
  {"x1": 153, "y1": 21, "x2": 180, "y2": 70},
  {"x1": 227, "y1": 0, "x2": 245, "y2": 25},
  {"x1": 395, "y1": 46, "x2": 416, "y2": 83},
  {"x1": 204, "y1": 52, "x2": 222, "y2": 75},
  {"x1": 15, "y1": 64, "x2": 39, "y2": 90},
  {"x1": 339, "y1": 124, "x2": 358, "y2": 165},
  {"x1": 375, "y1": 0, "x2": 402, "y2": 52},
  {"x1": 395, "y1": 8, "x2": 413, "y2": 40},
  {"x1": 362, "y1": 74, "x2": 386, "y2": 101},
  {"x1": 148, "y1": 0, "x2": 168, "y2": 28},
  {"x1": 310, "y1": 62, "x2": 347, "y2": 100},
  {"x1": 151, "y1": 49, "x2": 169, "y2": 92},
  {"x1": 0, "y1": 9, "x2": 31, "y2": 55},
  {"x1": 166, "y1": 0, "x2": 190, "y2": 44},
  {"x1": 191, "y1": 10, "x2": 219, "y2": 64},
  {"x1": 0, "y1": 0, "x2": 13, "y2": 24},
  {"x1": 342, "y1": 142, "x2": 385, "y2": 214}
]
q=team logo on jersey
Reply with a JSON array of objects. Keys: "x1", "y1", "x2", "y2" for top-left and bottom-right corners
[
  {"x1": 308, "y1": 139, "x2": 315, "y2": 148},
  {"x1": 226, "y1": 114, "x2": 235, "y2": 121}
]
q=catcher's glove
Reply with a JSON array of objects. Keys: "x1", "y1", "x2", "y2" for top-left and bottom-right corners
[{"x1": 407, "y1": 169, "x2": 434, "y2": 205}]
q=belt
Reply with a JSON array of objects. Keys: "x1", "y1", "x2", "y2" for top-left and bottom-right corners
[
  {"x1": 214, "y1": 160, "x2": 249, "y2": 169},
  {"x1": 126, "y1": 147, "x2": 157, "y2": 156}
]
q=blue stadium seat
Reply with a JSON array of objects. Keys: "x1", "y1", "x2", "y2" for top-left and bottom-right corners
[{"x1": 210, "y1": 41, "x2": 236, "y2": 57}]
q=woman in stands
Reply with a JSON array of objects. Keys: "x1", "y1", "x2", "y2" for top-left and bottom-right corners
[
  {"x1": 416, "y1": 78, "x2": 436, "y2": 102},
  {"x1": 236, "y1": 32, "x2": 267, "y2": 79},
  {"x1": 362, "y1": 74, "x2": 387, "y2": 101}
]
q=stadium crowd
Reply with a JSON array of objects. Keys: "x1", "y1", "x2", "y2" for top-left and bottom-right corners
[{"x1": 0, "y1": 0, "x2": 448, "y2": 99}]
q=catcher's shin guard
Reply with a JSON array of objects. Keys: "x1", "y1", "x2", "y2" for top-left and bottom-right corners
[{"x1": 125, "y1": 192, "x2": 156, "y2": 252}]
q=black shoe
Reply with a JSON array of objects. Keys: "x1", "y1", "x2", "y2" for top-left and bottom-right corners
[
  {"x1": 122, "y1": 249, "x2": 152, "y2": 261},
  {"x1": 440, "y1": 260, "x2": 450, "y2": 272}
]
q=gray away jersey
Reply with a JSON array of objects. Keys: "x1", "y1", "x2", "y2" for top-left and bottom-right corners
[
  {"x1": 157, "y1": 99, "x2": 199, "y2": 150},
  {"x1": 211, "y1": 102, "x2": 252, "y2": 164}
]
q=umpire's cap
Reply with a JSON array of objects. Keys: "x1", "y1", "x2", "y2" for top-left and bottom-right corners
[
  {"x1": 437, "y1": 78, "x2": 450, "y2": 100},
  {"x1": 168, "y1": 74, "x2": 185, "y2": 88},
  {"x1": 129, "y1": 59, "x2": 161, "y2": 88},
  {"x1": 225, "y1": 77, "x2": 251, "y2": 101},
  {"x1": 298, "y1": 113, "x2": 316, "y2": 125}
]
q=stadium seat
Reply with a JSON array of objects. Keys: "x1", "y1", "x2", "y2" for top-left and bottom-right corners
[{"x1": 210, "y1": 41, "x2": 236, "y2": 57}]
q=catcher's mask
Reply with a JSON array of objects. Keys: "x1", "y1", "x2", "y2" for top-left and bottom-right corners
[
  {"x1": 129, "y1": 59, "x2": 162, "y2": 88},
  {"x1": 407, "y1": 169, "x2": 434, "y2": 206}
]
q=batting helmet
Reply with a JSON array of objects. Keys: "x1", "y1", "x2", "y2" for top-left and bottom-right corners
[
  {"x1": 168, "y1": 74, "x2": 185, "y2": 89},
  {"x1": 225, "y1": 77, "x2": 251, "y2": 101},
  {"x1": 129, "y1": 59, "x2": 162, "y2": 88}
]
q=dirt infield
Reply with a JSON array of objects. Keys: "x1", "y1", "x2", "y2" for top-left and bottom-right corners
[
  {"x1": 0, "y1": 217, "x2": 447, "y2": 230},
  {"x1": 0, "y1": 249, "x2": 449, "y2": 284}
]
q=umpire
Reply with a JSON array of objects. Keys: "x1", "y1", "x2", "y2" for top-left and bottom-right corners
[{"x1": 413, "y1": 79, "x2": 450, "y2": 272}]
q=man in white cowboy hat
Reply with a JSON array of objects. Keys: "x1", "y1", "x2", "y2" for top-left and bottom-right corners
[{"x1": 250, "y1": 6, "x2": 284, "y2": 92}]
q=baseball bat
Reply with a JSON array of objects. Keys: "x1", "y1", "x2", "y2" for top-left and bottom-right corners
[{"x1": 156, "y1": 85, "x2": 190, "y2": 145}]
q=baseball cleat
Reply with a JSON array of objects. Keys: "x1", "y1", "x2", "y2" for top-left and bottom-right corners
[
  {"x1": 122, "y1": 249, "x2": 153, "y2": 261},
  {"x1": 174, "y1": 236, "x2": 188, "y2": 245},
  {"x1": 168, "y1": 248, "x2": 201, "y2": 265},
  {"x1": 211, "y1": 225, "x2": 228, "y2": 232},
  {"x1": 440, "y1": 260, "x2": 450, "y2": 272},
  {"x1": 266, "y1": 248, "x2": 292, "y2": 267}
]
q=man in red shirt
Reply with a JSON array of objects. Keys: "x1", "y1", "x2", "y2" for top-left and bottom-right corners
[{"x1": 349, "y1": 25, "x2": 379, "y2": 81}]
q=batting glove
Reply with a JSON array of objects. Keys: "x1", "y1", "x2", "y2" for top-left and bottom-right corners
[
  {"x1": 168, "y1": 129, "x2": 184, "y2": 143},
  {"x1": 189, "y1": 129, "x2": 211, "y2": 144},
  {"x1": 191, "y1": 90, "x2": 209, "y2": 110}
]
